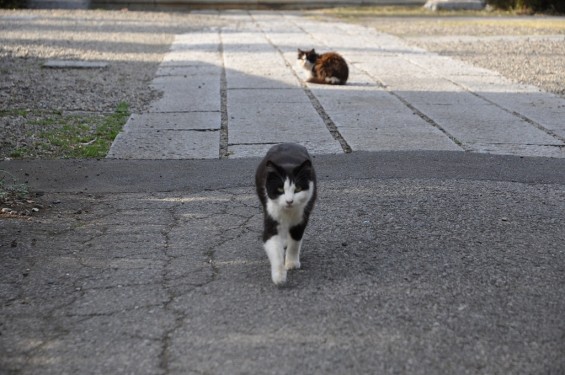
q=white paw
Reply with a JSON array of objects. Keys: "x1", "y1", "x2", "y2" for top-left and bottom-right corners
[
  {"x1": 285, "y1": 260, "x2": 301, "y2": 270},
  {"x1": 271, "y1": 269, "x2": 287, "y2": 285},
  {"x1": 325, "y1": 76, "x2": 340, "y2": 84}
]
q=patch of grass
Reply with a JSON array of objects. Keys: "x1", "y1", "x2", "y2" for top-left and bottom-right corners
[
  {"x1": 9, "y1": 148, "x2": 28, "y2": 158},
  {"x1": 0, "y1": 108, "x2": 30, "y2": 117},
  {"x1": 0, "y1": 170, "x2": 29, "y2": 203},
  {"x1": 23, "y1": 102, "x2": 130, "y2": 159}
]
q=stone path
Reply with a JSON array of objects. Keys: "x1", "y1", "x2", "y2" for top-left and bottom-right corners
[{"x1": 107, "y1": 11, "x2": 565, "y2": 159}]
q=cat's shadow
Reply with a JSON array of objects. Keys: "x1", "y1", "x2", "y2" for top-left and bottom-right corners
[{"x1": 305, "y1": 81, "x2": 383, "y2": 89}]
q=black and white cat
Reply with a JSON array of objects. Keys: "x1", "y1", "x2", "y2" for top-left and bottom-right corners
[{"x1": 255, "y1": 143, "x2": 317, "y2": 285}]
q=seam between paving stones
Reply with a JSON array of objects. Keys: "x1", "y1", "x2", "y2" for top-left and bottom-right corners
[
  {"x1": 454, "y1": 80, "x2": 565, "y2": 145},
  {"x1": 324, "y1": 23, "x2": 468, "y2": 152},
  {"x1": 391, "y1": 40, "x2": 565, "y2": 148}
]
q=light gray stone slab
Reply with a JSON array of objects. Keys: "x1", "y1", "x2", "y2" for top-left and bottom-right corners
[
  {"x1": 310, "y1": 86, "x2": 461, "y2": 151},
  {"x1": 405, "y1": 53, "x2": 500, "y2": 78},
  {"x1": 108, "y1": 129, "x2": 219, "y2": 160},
  {"x1": 228, "y1": 140, "x2": 341, "y2": 159},
  {"x1": 226, "y1": 70, "x2": 299, "y2": 89},
  {"x1": 228, "y1": 100, "x2": 336, "y2": 144},
  {"x1": 455, "y1": 77, "x2": 565, "y2": 140},
  {"x1": 162, "y1": 50, "x2": 222, "y2": 67},
  {"x1": 424, "y1": 0, "x2": 485, "y2": 11},
  {"x1": 352, "y1": 58, "x2": 563, "y2": 154},
  {"x1": 108, "y1": 13, "x2": 565, "y2": 160},
  {"x1": 43, "y1": 60, "x2": 108, "y2": 69},
  {"x1": 156, "y1": 64, "x2": 221, "y2": 78},
  {"x1": 161, "y1": 31, "x2": 222, "y2": 67},
  {"x1": 288, "y1": 16, "x2": 565, "y2": 157},
  {"x1": 471, "y1": 143, "x2": 565, "y2": 158},
  {"x1": 149, "y1": 75, "x2": 220, "y2": 113},
  {"x1": 227, "y1": 143, "x2": 277, "y2": 159},
  {"x1": 125, "y1": 112, "x2": 220, "y2": 131},
  {"x1": 223, "y1": 51, "x2": 299, "y2": 89},
  {"x1": 222, "y1": 31, "x2": 299, "y2": 89},
  {"x1": 419, "y1": 100, "x2": 561, "y2": 145},
  {"x1": 227, "y1": 88, "x2": 341, "y2": 152}
]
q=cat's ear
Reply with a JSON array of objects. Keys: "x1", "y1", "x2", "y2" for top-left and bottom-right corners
[
  {"x1": 300, "y1": 159, "x2": 312, "y2": 168},
  {"x1": 266, "y1": 160, "x2": 281, "y2": 174},
  {"x1": 294, "y1": 159, "x2": 312, "y2": 175},
  {"x1": 266, "y1": 160, "x2": 275, "y2": 170}
]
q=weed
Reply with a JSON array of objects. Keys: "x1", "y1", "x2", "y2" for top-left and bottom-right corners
[
  {"x1": 0, "y1": 170, "x2": 29, "y2": 203},
  {"x1": 5, "y1": 102, "x2": 130, "y2": 159}
]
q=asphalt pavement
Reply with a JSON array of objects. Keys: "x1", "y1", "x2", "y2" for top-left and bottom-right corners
[{"x1": 1, "y1": 10, "x2": 565, "y2": 375}]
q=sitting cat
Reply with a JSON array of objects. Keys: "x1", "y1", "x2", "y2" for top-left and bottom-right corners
[
  {"x1": 297, "y1": 48, "x2": 349, "y2": 85},
  {"x1": 255, "y1": 143, "x2": 317, "y2": 285}
]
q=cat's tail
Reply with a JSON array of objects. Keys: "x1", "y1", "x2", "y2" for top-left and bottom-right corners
[{"x1": 307, "y1": 76, "x2": 346, "y2": 85}]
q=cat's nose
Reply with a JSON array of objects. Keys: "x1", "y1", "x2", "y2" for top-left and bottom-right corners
[{"x1": 286, "y1": 199, "x2": 293, "y2": 206}]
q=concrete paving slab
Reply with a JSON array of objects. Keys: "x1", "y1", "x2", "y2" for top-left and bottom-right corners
[
  {"x1": 226, "y1": 69, "x2": 299, "y2": 89},
  {"x1": 221, "y1": 28, "x2": 300, "y2": 88},
  {"x1": 254, "y1": 14, "x2": 461, "y2": 153},
  {"x1": 401, "y1": 92, "x2": 561, "y2": 146},
  {"x1": 309, "y1": 83, "x2": 461, "y2": 152},
  {"x1": 424, "y1": 0, "x2": 485, "y2": 11},
  {"x1": 228, "y1": 140, "x2": 341, "y2": 158},
  {"x1": 149, "y1": 75, "x2": 220, "y2": 113},
  {"x1": 349, "y1": 59, "x2": 561, "y2": 155},
  {"x1": 156, "y1": 64, "x2": 222, "y2": 78},
  {"x1": 108, "y1": 129, "x2": 219, "y2": 159},
  {"x1": 125, "y1": 112, "x2": 221, "y2": 130},
  {"x1": 43, "y1": 59, "x2": 109, "y2": 69},
  {"x1": 287, "y1": 15, "x2": 565, "y2": 158},
  {"x1": 455, "y1": 77, "x2": 565, "y2": 140},
  {"x1": 109, "y1": 11, "x2": 564, "y2": 160},
  {"x1": 162, "y1": 31, "x2": 222, "y2": 66},
  {"x1": 227, "y1": 88, "x2": 341, "y2": 151},
  {"x1": 472, "y1": 143, "x2": 564, "y2": 158}
]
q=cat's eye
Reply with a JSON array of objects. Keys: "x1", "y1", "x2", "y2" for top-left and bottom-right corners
[
  {"x1": 295, "y1": 186, "x2": 302, "y2": 192},
  {"x1": 277, "y1": 187, "x2": 284, "y2": 193}
]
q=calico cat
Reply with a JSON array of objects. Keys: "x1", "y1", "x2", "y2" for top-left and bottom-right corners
[
  {"x1": 255, "y1": 143, "x2": 317, "y2": 285},
  {"x1": 297, "y1": 48, "x2": 349, "y2": 85}
]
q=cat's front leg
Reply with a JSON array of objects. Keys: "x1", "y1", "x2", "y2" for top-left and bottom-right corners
[
  {"x1": 264, "y1": 235, "x2": 287, "y2": 285},
  {"x1": 285, "y1": 238, "x2": 302, "y2": 270}
]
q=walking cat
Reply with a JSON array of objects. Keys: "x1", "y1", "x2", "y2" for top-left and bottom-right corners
[
  {"x1": 297, "y1": 48, "x2": 349, "y2": 85},
  {"x1": 255, "y1": 143, "x2": 317, "y2": 285}
]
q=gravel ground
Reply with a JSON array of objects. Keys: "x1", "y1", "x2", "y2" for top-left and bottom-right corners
[
  {"x1": 1, "y1": 10, "x2": 564, "y2": 160},
  {"x1": 0, "y1": 9, "x2": 225, "y2": 159}
]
